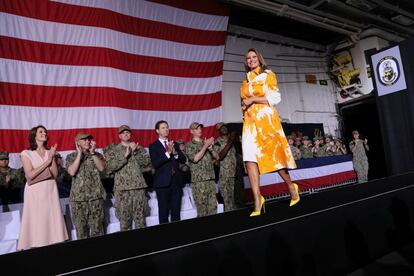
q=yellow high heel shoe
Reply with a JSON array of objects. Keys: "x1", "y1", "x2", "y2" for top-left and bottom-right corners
[
  {"x1": 289, "y1": 183, "x2": 300, "y2": 207},
  {"x1": 250, "y1": 196, "x2": 265, "y2": 216}
]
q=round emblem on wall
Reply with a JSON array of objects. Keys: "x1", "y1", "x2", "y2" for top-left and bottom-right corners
[{"x1": 376, "y1": 56, "x2": 400, "y2": 86}]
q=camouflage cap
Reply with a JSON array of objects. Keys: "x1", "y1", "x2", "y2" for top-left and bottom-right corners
[
  {"x1": 118, "y1": 125, "x2": 131, "y2": 134},
  {"x1": 0, "y1": 151, "x2": 9, "y2": 160},
  {"x1": 313, "y1": 136, "x2": 321, "y2": 141},
  {"x1": 189, "y1": 122, "x2": 203, "y2": 130},
  {"x1": 215, "y1": 122, "x2": 225, "y2": 130},
  {"x1": 286, "y1": 135, "x2": 293, "y2": 140},
  {"x1": 75, "y1": 132, "x2": 93, "y2": 142},
  {"x1": 302, "y1": 136, "x2": 309, "y2": 141}
]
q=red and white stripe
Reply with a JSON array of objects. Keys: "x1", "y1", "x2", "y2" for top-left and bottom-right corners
[
  {"x1": 0, "y1": 0, "x2": 229, "y2": 168},
  {"x1": 244, "y1": 161, "x2": 357, "y2": 199}
]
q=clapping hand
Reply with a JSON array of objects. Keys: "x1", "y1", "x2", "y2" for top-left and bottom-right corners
[
  {"x1": 50, "y1": 144, "x2": 57, "y2": 156},
  {"x1": 75, "y1": 139, "x2": 82, "y2": 154},
  {"x1": 168, "y1": 141, "x2": 176, "y2": 155},
  {"x1": 204, "y1": 137, "x2": 215, "y2": 151}
]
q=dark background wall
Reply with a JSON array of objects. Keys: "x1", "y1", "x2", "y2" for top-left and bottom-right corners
[{"x1": 371, "y1": 37, "x2": 414, "y2": 176}]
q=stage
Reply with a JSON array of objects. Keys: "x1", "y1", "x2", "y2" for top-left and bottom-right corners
[{"x1": 1, "y1": 172, "x2": 414, "y2": 275}]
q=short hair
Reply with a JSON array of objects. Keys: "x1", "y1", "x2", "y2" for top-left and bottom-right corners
[
  {"x1": 155, "y1": 120, "x2": 168, "y2": 130},
  {"x1": 244, "y1": 48, "x2": 268, "y2": 73},
  {"x1": 28, "y1": 125, "x2": 48, "y2": 150}
]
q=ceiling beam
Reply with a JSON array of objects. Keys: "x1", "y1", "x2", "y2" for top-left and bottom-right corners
[
  {"x1": 270, "y1": 0, "x2": 363, "y2": 29},
  {"x1": 228, "y1": 0, "x2": 360, "y2": 36},
  {"x1": 369, "y1": 0, "x2": 414, "y2": 20},
  {"x1": 326, "y1": 0, "x2": 414, "y2": 35},
  {"x1": 310, "y1": 0, "x2": 327, "y2": 9}
]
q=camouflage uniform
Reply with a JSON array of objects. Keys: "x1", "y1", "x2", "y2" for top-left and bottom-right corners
[
  {"x1": 0, "y1": 167, "x2": 26, "y2": 204},
  {"x1": 350, "y1": 139, "x2": 369, "y2": 183},
  {"x1": 312, "y1": 137, "x2": 328, "y2": 157},
  {"x1": 334, "y1": 144, "x2": 346, "y2": 155},
  {"x1": 0, "y1": 167, "x2": 25, "y2": 189},
  {"x1": 319, "y1": 145, "x2": 329, "y2": 157},
  {"x1": 324, "y1": 136, "x2": 334, "y2": 156},
  {"x1": 300, "y1": 145, "x2": 313, "y2": 159},
  {"x1": 290, "y1": 145, "x2": 302, "y2": 160},
  {"x1": 314, "y1": 146, "x2": 328, "y2": 157},
  {"x1": 101, "y1": 143, "x2": 117, "y2": 178},
  {"x1": 286, "y1": 136, "x2": 301, "y2": 160},
  {"x1": 105, "y1": 144, "x2": 151, "y2": 231},
  {"x1": 185, "y1": 139, "x2": 217, "y2": 217},
  {"x1": 176, "y1": 140, "x2": 191, "y2": 185},
  {"x1": 214, "y1": 136, "x2": 237, "y2": 212},
  {"x1": 324, "y1": 143, "x2": 335, "y2": 156},
  {"x1": 66, "y1": 152, "x2": 106, "y2": 239},
  {"x1": 178, "y1": 158, "x2": 191, "y2": 175}
]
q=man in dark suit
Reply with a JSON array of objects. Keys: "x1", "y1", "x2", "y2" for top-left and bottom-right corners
[{"x1": 149, "y1": 120, "x2": 187, "y2": 224}]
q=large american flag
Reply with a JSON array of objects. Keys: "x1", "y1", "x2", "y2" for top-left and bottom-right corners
[{"x1": 0, "y1": 0, "x2": 229, "y2": 167}]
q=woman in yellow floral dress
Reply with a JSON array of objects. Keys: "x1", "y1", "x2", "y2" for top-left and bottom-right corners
[{"x1": 241, "y1": 49, "x2": 300, "y2": 216}]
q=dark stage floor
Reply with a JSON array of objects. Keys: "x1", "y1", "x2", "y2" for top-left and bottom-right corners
[
  {"x1": 1, "y1": 172, "x2": 414, "y2": 275},
  {"x1": 348, "y1": 241, "x2": 414, "y2": 276}
]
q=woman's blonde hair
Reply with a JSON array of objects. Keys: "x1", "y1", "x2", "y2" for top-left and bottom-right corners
[{"x1": 244, "y1": 48, "x2": 268, "y2": 73}]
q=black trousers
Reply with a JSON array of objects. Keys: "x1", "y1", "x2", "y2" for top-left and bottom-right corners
[{"x1": 155, "y1": 178, "x2": 182, "y2": 224}]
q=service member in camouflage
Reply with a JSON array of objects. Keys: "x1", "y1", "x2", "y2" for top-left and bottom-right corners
[
  {"x1": 287, "y1": 136, "x2": 302, "y2": 160},
  {"x1": 349, "y1": 130, "x2": 369, "y2": 183},
  {"x1": 185, "y1": 122, "x2": 220, "y2": 217},
  {"x1": 0, "y1": 152, "x2": 26, "y2": 205},
  {"x1": 324, "y1": 135, "x2": 335, "y2": 156},
  {"x1": 312, "y1": 136, "x2": 328, "y2": 157},
  {"x1": 319, "y1": 136, "x2": 329, "y2": 157},
  {"x1": 105, "y1": 125, "x2": 151, "y2": 231},
  {"x1": 333, "y1": 138, "x2": 347, "y2": 155},
  {"x1": 66, "y1": 132, "x2": 106, "y2": 239},
  {"x1": 300, "y1": 136, "x2": 313, "y2": 159},
  {"x1": 213, "y1": 122, "x2": 237, "y2": 212}
]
